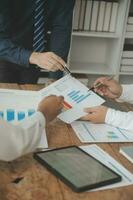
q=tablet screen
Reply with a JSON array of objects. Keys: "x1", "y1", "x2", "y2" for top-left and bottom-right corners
[{"x1": 34, "y1": 146, "x2": 121, "y2": 192}]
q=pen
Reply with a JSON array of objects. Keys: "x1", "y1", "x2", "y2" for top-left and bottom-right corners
[
  {"x1": 63, "y1": 64, "x2": 71, "y2": 74},
  {"x1": 88, "y1": 75, "x2": 114, "y2": 92}
]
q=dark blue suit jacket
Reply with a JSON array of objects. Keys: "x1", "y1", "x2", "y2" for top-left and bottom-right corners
[{"x1": 0, "y1": 0, "x2": 75, "y2": 68}]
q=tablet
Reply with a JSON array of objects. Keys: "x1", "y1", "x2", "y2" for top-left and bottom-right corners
[{"x1": 34, "y1": 146, "x2": 121, "y2": 192}]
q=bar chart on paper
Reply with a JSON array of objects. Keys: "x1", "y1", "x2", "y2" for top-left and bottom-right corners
[
  {"x1": 0, "y1": 108, "x2": 36, "y2": 122},
  {"x1": 37, "y1": 75, "x2": 105, "y2": 123},
  {"x1": 63, "y1": 90, "x2": 91, "y2": 110},
  {"x1": 71, "y1": 121, "x2": 133, "y2": 143},
  {"x1": 0, "y1": 88, "x2": 48, "y2": 148},
  {"x1": 0, "y1": 88, "x2": 40, "y2": 123},
  {"x1": 67, "y1": 90, "x2": 91, "y2": 104}
]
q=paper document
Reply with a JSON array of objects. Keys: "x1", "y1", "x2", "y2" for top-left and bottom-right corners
[
  {"x1": 0, "y1": 75, "x2": 105, "y2": 124},
  {"x1": 0, "y1": 89, "x2": 40, "y2": 122},
  {"x1": 71, "y1": 121, "x2": 133, "y2": 143},
  {"x1": 80, "y1": 145, "x2": 133, "y2": 191},
  {"x1": 120, "y1": 146, "x2": 133, "y2": 164},
  {"x1": 0, "y1": 89, "x2": 47, "y2": 148},
  {"x1": 39, "y1": 75, "x2": 105, "y2": 123}
]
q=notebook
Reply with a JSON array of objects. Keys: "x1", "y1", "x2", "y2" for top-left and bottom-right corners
[{"x1": 120, "y1": 146, "x2": 133, "y2": 164}]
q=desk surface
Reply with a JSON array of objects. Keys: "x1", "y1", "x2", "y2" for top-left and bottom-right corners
[{"x1": 0, "y1": 84, "x2": 133, "y2": 200}]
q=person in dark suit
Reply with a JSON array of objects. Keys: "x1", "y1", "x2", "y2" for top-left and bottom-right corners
[{"x1": 0, "y1": 0, "x2": 75, "y2": 84}]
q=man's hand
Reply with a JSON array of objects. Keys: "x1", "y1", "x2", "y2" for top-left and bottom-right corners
[
  {"x1": 38, "y1": 95, "x2": 64, "y2": 123},
  {"x1": 29, "y1": 52, "x2": 66, "y2": 71},
  {"x1": 93, "y1": 77, "x2": 122, "y2": 99},
  {"x1": 81, "y1": 106, "x2": 108, "y2": 124}
]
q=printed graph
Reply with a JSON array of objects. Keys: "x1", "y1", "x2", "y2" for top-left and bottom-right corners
[
  {"x1": 67, "y1": 90, "x2": 91, "y2": 104},
  {"x1": 107, "y1": 131, "x2": 119, "y2": 139},
  {"x1": 62, "y1": 90, "x2": 91, "y2": 110},
  {"x1": 0, "y1": 109, "x2": 35, "y2": 122}
]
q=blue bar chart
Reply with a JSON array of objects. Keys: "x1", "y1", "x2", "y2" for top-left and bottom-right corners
[
  {"x1": 0, "y1": 109, "x2": 36, "y2": 122},
  {"x1": 7, "y1": 109, "x2": 15, "y2": 121},
  {"x1": 0, "y1": 111, "x2": 4, "y2": 119},
  {"x1": 17, "y1": 111, "x2": 25, "y2": 121},
  {"x1": 67, "y1": 90, "x2": 91, "y2": 103}
]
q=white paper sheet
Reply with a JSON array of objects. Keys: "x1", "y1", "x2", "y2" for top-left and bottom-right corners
[
  {"x1": 0, "y1": 88, "x2": 40, "y2": 122},
  {"x1": 0, "y1": 89, "x2": 47, "y2": 148},
  {"x1": 71, "y1": 121, "x2": 133, "y2": 143},
  {"x1": 39, "y1": 75, "x2": 105, "y2": 123},
  {"x1": 80, "y1": 145, "x2": 133, "y2": 191}
]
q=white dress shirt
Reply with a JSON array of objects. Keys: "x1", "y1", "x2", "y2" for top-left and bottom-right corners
[
  {"x1": 0, "y1": 112, "x2": 45, "y2": 161},
  {"x1": 105, "y1": 85, "x2": 133, "y2": 132}
]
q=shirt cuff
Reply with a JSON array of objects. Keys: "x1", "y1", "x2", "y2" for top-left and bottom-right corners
[
  {"x1": 105, "y1": 107, "x2": 124, "y2": 126},
  {"x1": 36, "y1": 111, "x2": 46, "y2": 128},
  {"x1": 19, "y1": 48, "x2": 32, "y2": 67},
  {"x1": 116, "y1": 84, "x2": 133, "y2": 104},
  {"x1": 117, "y1": 85, "x2": 128, "y2": 101},
  {"x1": 105, "y1": 108, "x2": 116, "y2": 125}
]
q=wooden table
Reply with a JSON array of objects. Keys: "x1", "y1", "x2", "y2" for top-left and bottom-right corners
[{"x1": 0, "y1": 84, "x2": 133, "y2": 200}]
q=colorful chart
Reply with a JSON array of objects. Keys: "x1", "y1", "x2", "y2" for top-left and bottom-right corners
[
  {"x1": 67, "y1": 90, "x2": 91, "y2": 104},
  {"x1": 17, "y1": 111, "x2": 26, "y2": 121},
  {"x1": 0, "y1": 109, "x2": 35, "y2": 122}
]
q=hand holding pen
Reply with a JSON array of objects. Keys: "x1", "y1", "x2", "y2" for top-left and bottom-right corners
[
  {"x1": 63, "y1": 64, "x2": 71, "y2": 74},
  {"x1": 90, "y1": 76, "x2": 122, "y2": 99}
]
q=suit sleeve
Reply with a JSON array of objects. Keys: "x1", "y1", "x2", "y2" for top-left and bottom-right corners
[
  {"x1": 0, "y1": 0, "x2": 32, "y2": 67},
  {"x1": 0, "y1": 112, "x2": 46, "y2": 161},
  {"x1": 49, "y1": 0, "x2": 75, "y2": 62}
]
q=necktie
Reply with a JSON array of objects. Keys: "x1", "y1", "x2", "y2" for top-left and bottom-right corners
[{"x1": 33, "y1": 0, "x2": 47, "y2": 52}]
